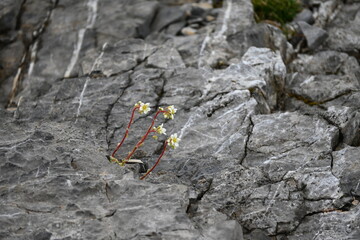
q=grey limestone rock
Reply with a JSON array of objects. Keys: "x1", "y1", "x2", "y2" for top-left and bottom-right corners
[
  {"x1": 95, "y1": 0, "x2": 159, "y2": 45},
  {"x1": 297, "y1": 21, "x2": 328, "y2": 50},
  {"x1": 0, "y1": 0, "x2": 22, "y2": 33},
  {"x1": 0, "y1": 40, "x2": 25, "y2": 83},
  {"x1": 333, "y1": 145, "x2": 360, "y2": 196},
  {"x1": 204, "y1": 220, "x2": 244, "y2": 240},
  {"x1": 243, "y1": 111, "x2": 339, "y2": 182},
  {"x1": 18, "y1": 0, "x2": 54, "y2": 44},
  {"x1": 287, "y1": 50, "x2": 360, "y2": 146},
  {"x1": 214, "y1": 0, "x2": 254, "y2": 36},
  {"x1": 150, "y1": 5, "x2": 186, "y2": 33},
  {"x1": 146, "y1": 46, "x2": 186, "y2": 69},
  {"x1": 289, "y1": 50, "x2": 359, "y2": 75},
  {"x1": 323, "y1": 105, "x2": 360, "y2": 146},
  {"x1": 325, "y1": 3, "x2": 360, "y2": 53},
  {"x1": 293, "y1": 8, "x2": 315, "y2": 24},
  {"x1": 244, "y1": 229, "x2": 271, "y2": 240},
  {"x1": 1, "y1": 0, "x2": 360, "y2": 239},
  {"x1": 288, "y1": 206, "x2": 360, "y2": 240},
  {"x1": 312, "y1": 0, "x2": 339, "y2": 27},
  {"x1": 241, "y1": 47, "x2": 286, "y2": 110},
  {"x1": 227, "y1": 23, "x2": 295, "y2": 64},
  {"x1": 200, "y1": 111, "x2": 343, "y2": 236},
  {"x1": 287, "y1": 73, "x2": 359, "y2": 103},
  {"x1": 81, "y1": 39, "x2": 158, "y2": 77},
  {"x1": 246, "y1": 112, "x2": 338, "y2": 162}
]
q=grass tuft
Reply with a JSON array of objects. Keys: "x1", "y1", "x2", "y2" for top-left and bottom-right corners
[{"x1": 252, "y1": 0, "x2": 302, "y2": 25}]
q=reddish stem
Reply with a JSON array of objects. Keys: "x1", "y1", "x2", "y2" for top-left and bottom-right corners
[
  {"x1": 111, "y1": 106, "x2": 139, "y2": 157},
  {"x1": 124, "y1": 110, "x2": 166, "y2": 162},
  {"x1": 140, "y1": 142, "x2": 168, "y2": 180}
]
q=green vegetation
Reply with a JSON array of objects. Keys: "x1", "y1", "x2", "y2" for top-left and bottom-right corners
[
  {"x1": 252, "y1": 0, "x2": 302, "y2": 25},
  {"x1": 212, "y1": 0, "x2": 223, "y2": 8}
]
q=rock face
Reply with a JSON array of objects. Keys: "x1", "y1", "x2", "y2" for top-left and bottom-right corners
[
  {"x1": 297, "y1": 21, "x2": 328, "y2": 50},
  {"x1": 0, "y1": 0, "x2": 359, "y2": 240}
]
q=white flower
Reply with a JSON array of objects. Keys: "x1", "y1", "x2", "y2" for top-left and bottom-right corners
[
  {"x1": 167, "y1": 133, "x2": 181, "y2": 149},
  {"x1": 153, "y1": 124, "x2": 166, "y2": 135},
  {"x1": 163, "y1": 105, "x2": 177, "y2": 119},
  {"x1": 136, "y1": 101, "x2": 151, "y2": 114}
]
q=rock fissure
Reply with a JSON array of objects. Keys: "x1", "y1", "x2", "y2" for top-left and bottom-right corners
[
  {"x1": 104, "y1": 180, "x2": 111, "y2": 203},
  {"x1": 153, "y1": 72, "x2": 166, "y2": 111},
  {"x1": 287, "y1": 89, "x2": 359, "y2": 107},
  {"x1": 15, "y1": 0, "x2": 26, "y2": 31},
  {"x1": 240, "y1": 116, "x2": 254, "y2": 166},
  {"x1": 15, "y1": 204, "x2": 54, "y2": 214},
  {"x1": 104, "y1": 78, "x2": 133, "y2": 151},
  {"x1": 7, "y1": 0, "x2": 58, "y2": 107}
]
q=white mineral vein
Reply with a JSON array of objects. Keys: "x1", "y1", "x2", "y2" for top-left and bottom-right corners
[
  {"x1": 75, "y1": 77, "x2": 89, "y2": 122},
  {"x1": 265, "y1": 183, "x2": 282, "y2": 213},
  {"x1": 0, "y1": 213, "x2": 23, "y2": 218},
  {"x1": 197, "y1": 33, "x2": 210, "y2": 68},
  {"x1": 27, "y1": 40, "x2": 39, "y2": 78},
  {"x1": 354, "y1": 180, "x2": 360, "y2": 193},
  {"x1": 64, "y1": 0, "x2": 98, "y2": 78},
  {"x1": 75, "y1": 42, "x2": 107, "y2": 122},
  {"x1": 216, "y1": 0, "x2": 232, "y2": 38},
  {"x1": 178, "y1": 111, "x2": 202, "y2": 139}
]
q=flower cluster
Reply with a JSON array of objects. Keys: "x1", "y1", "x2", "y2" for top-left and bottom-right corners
[
  {"x1": 109, "y1": 101, "x2": 181, "y2": 180},
  {"x1": 160, "y1": 105, "x2": 177, "y2": 119}
]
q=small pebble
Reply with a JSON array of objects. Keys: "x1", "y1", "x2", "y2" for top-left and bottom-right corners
[
  {"x1": 181, "y1": 27, "x2": 197, "y2": 35},
  {"x1": 193, "y1": 3, "x2": 213, "y2": 9},
  {"x1": 206, "y1": 15, "x2": 215, "y2": 22},
  {"x1": 189, "y1": 23, "x2": 200, "y2": 29}
]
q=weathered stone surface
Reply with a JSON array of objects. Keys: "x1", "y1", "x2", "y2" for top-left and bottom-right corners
[
  {"x1": 146, "y1": 46, "x2": 185, "y2": 69},
  {"x1": 227, "y1": 23, "x2": 295, "y2": 63},
  {"x1": 288, "y1": 206, "x2": 360, "y2": 240},
  {"x1": 289, "y1": 50, "x2": 359, "y2": 75},
  {"x1": 293, "y1": 8, "x2": 315, "y2": 24},
  {"x1": 287, "y1": 73, "x2": 359, "y2": 103},
  {"x1": 244, "y1": 112, "x2": 338, "y2": 166},
  {"x1": 193, "y1": 0, "x2": 256, "y2": 68},
  {"x1": 1, "y1": 0, "x2": 360, "y2": 239},
  {"x1": 0, "y1": 40, "x2": 25, "y2": 106},
  {"x1": 333, "y1": 146, "x2": 360, "y2": 196},
  {"x1": 287, "y1": 50, "x2": 360, "y2": 104},
  {"x1": 287, "y1": 50, "x2": 360, "y2": 146},
  {"x1": 81, "y1": 39, "x2": 157, "y2": 77},
  {"x1": 312, "y1": 0, "x2": 339, "y2": 27},
  {"x1": 214, "y1": 0, "x2": 254, "y2": 36},
  {"x1": 325, "y1": 2, "x2": 360, "y2": 53},
  {"x1": 0, "y1": 174, "x2": 199, "y2": 239},
  {"x1": 244, "y1": 229, "x2": 271, "y2": 240},
  {"x1": 241, "y1": 47, "x2": 286, "y2": 109},
  {"x1": 0, "y1": 0, "x2": 22, "y2": 33},
  {"x1": 151, "y1": 5, "x2": 186, "y2": 33},
  {"x1": 0, "y1": 40, "x2": 25, "y2": 83},
  {"x1": 199, "y1": 111, "x2": 343, "y2": 236},
  {"x1": 297, "y1": 21, "x2": 328, "y2": 50},
  {"x1": 19, "y1": 0, "x2": 53, "y2": 44},
  {"x1": 96, "y1": 0, "x2": 159, "y2": 44},
  {"x1": 204, "y1": 220, "x2": 244, "y2": 240}
]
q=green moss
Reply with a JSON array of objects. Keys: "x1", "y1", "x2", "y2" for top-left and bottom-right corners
[{"x1": 252, "y1": 0, "x2": 301, "y2": 25}]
